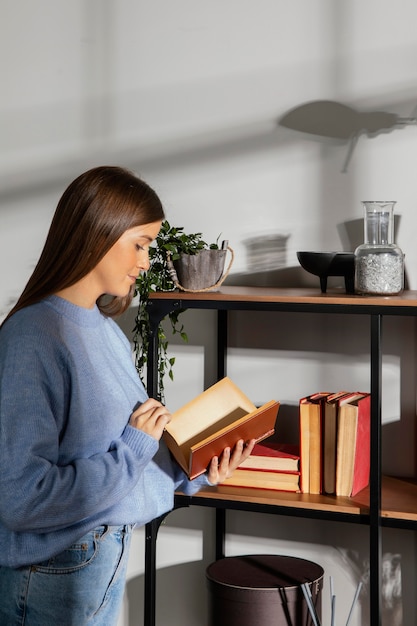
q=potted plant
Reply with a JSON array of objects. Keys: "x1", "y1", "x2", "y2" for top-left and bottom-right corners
[{"x1": 133, "y1": 220, "x2": 233, "y2": 400}]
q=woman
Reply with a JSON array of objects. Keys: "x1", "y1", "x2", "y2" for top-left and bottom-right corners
[{"x1": 0, "y1": 166, "x2": 254, "y2": 625}]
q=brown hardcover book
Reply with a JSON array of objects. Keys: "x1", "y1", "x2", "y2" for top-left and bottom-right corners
[
  {"x1": 323, "y1": 391, "x2": 350, "y2": 495},
  {"x1": 238, "y1": 442, "x2": 299, "y2": 472},
  {"x1": 221, "y1": 468, "x2": 300, "y2": 492},
  {"x1": 163, "y1": 377, "x2": 279, "y2": 479},
  {"x1": 299, "y1": 393, "x2": 330, "y2": 494},
  {"x1": 335, "y1": 393, "x2": 371, "y2": 497}
]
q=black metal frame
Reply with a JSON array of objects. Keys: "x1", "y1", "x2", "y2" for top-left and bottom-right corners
[{"x1": 143, "y1": 290, "x2": 417, "y2": 626}]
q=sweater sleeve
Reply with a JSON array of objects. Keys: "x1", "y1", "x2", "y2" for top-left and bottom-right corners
[
  {"x1": 0, "y1": 327, "x2": 158, "y2": 534},
  {"x1": 152, "y1": 440, "x2": 212, "y2": 496}
]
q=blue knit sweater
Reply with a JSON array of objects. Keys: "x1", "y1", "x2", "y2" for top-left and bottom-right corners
[{"x1": 0, "y1": 296, "x2": 208, "y2": 568}]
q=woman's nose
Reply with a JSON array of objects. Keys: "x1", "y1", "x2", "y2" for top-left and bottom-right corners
[{"x1": 137, "y1": 250, "x2": 150, "y2": 271}]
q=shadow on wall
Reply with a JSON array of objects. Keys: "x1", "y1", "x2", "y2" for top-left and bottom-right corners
[
  {"x1": 278, "y1": 99, "x2": 417, "y2": 173},
  {"x1": 124, "y1": 561, "x2": 208, "y2": 626},
  {"x1": 338, "y1": 549, "x2": 403, "y2": 626}
]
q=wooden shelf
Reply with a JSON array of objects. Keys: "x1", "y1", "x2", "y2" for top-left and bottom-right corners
[
  {"x1": 150, "y1": 286, "x2": 417, "y2": 309},
  {"x1": 178, "y1": 484, "x2": 367, "y2": 516},
  {"x1": 145, "y1": 285, "x2": 417, "y2": 626},
  {"x1": 373, "y1": 476, "x2": 417, "y2": 522},
  {"x1": 177, "y1": 475, "x2": 417, "y2": 522}
]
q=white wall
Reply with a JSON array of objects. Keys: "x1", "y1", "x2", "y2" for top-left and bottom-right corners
[{"x1": 2, "y1": 2, "x2": 417, "y2": 625}]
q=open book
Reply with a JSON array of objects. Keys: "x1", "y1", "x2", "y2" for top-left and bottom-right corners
[{"x1": 163, "y1": 377, "x2": 280, "y2": 479}]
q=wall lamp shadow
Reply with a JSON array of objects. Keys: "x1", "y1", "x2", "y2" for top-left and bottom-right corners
[{"x1": 278, "y1": 100, "x2": 416, "y2": 172}]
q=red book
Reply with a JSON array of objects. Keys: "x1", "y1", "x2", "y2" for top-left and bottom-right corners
[
  {"x1": 335, "y1": 393, "x2": 371, "y2": 497},
  {"x1": 238, "y1": 442, "x2": 299, "y2": 473}
]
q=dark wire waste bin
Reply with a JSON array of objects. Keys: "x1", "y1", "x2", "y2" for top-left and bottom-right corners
[{"x1": 206, "y1": 554, "x2": 324, "y2": 626}]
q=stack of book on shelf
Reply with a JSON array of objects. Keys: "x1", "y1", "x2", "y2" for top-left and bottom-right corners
[
  {"x1": 166, "y1": 375, "x2": 369, "y2": 498},
  {"x1": 220, "y1": 442, "x2": 301, "y2": 492},
  {"x1": 299, "y1": 391, "x2": 371, "y2": 497}
]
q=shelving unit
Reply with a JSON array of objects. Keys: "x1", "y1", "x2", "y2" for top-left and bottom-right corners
[{"x1": 143, "y1": 286, "x2": 417, "y2": 626}]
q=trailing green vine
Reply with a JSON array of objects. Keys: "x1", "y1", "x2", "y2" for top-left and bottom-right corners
[{"x1": 133, "y1": 220, "x2": 218, "y2": 401}]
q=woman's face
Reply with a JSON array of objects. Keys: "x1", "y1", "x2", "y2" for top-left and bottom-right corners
[{"x1": 90, "y1": 220, "x2": 162, "y2": 299}]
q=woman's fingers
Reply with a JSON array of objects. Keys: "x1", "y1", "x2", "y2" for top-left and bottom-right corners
[
  {"x1": 207, "y1": 439, "x2": 256, "y2": 484},
  {"x1": 129, "y1": 399, "x2": 171, "y2": 440}
]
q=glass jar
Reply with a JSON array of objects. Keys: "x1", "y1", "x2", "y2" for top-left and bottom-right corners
[{"x1": 354, "y1": 201, "x2": 404, "y2": 295}]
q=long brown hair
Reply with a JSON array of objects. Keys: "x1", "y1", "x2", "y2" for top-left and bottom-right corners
[{"x1": 3, "y1": 166, "x2": 165, "y2": 324}]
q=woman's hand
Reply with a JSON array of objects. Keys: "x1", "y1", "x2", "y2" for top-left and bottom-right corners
[
  {"x1": 129, "y1": 398, "x2": 171, "y2": 441},
  {"x1": 206, "y1": 438, "x2": 256, "y2": 485}
]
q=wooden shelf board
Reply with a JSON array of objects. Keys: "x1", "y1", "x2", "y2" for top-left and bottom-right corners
[
  {"x1": 382, "y1": 476, "x2": 417, "y2": 521},
  {"x1": 183, "y1": 484, "x2": 367, "y2": 516},
  {"x1": 351, "y1": 476, "x2": 417, "y2": 521},
  {"x1": 178, "y1": 476, "x2": 417, "y2": 522},
  {"x1": 150, "y1": 286, "x2": 417, "y2": 308}
]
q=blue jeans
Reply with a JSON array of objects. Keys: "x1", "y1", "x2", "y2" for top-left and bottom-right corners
[{"x1": 0, "y1": 524, "x2": 133, "y2": 626}]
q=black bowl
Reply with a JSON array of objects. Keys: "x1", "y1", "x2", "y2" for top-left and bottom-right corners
[{"x1": 297, "y1": 251, "x2": 355, "y2": 293}]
